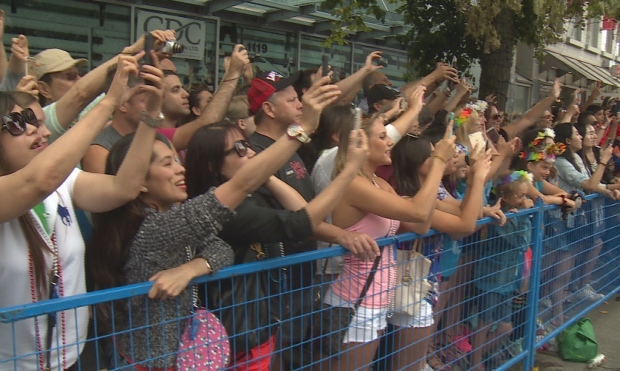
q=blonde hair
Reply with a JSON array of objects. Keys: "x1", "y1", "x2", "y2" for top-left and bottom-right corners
[
  {"x1": 332, "y1": 114, "x2": 380, "y2": 179},
  {"x1": 453, "y1": 105, "x2": 480, "y2": 151},
  {"x1": 226, "y1": 95, "x2": 251, "y2": 122}
]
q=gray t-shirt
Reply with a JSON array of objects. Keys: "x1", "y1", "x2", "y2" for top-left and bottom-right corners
[{"x1": 92, "y1": 124, "x2": 123, "y2": 151}]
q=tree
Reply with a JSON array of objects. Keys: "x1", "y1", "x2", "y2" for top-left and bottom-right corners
[{"x1": 320, "y1": 0, "x2": 620, "y2": 110}]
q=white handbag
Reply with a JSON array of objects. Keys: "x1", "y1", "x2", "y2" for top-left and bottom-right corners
[{"x1": 393, "y1": 239, "x2": 432, "y2": 316}]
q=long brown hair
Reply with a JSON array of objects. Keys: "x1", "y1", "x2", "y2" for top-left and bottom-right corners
[
  {"x1": 0, "y1": 92, "x2": 50, "y2": 298},
  {"x1": 88, "y1": 134, "x2": 169, "y2": 330}
]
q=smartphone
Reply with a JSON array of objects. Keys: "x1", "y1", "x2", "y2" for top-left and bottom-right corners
[
  {"x1": 143, "y1": 33, "x2": 155, "y2": 66},
  {"x1": 447, "y1": 56, "x2": 457, "y2": 89},
  {"x1": 376, "y1": 57, "x2": 388, "y2": 68},
  {"x1": 321, "y1": 54, "x2": 329, "y2": 77},
  {"x1": 469, "y1": 131, "x2": 486, "y2": 151},
  {"x1": 25, "y1": 57, "x2": 37, "y2": 78},
  {"x1": 486, "y1": 127, "x2": 501, "y2": 143},
  {"x1": 447, "y1": 112, "x2": 455, "y2": 136},
  {"x1": 353, "y1": 108, "x2": 362, "y2": 130},
  {"x1": 399, "y1": 99, "x2": 408, "y2": 111}
]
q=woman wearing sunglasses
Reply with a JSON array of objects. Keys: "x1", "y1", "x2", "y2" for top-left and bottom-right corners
[
  {"x1": 180, "y1": 118, "x2": 368, "y2": 370},
  {"x1": 88, "y1": 76, "x2": 341, "y2": 370},
  {"x1": 0, "y1": 55, "x2": 163, "y2": 371}
]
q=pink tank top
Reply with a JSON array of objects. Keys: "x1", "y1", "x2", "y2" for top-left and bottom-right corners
[{"x1": 331, "y1": 212, "x2": 399, "y2": 308}]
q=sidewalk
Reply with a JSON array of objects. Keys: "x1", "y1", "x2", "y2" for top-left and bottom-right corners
[{"x1": 510, "y1": 290, "x2": 620, "y2": 371}]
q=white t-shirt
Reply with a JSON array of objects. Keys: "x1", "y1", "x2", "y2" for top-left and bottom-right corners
[{"x1": 0, "y1": 169, "x2": 88, "y2": 371}]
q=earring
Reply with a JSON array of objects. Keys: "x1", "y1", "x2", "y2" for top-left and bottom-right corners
[{"x1": 141, "y1": 186, "x2": 148, "y2": 193}]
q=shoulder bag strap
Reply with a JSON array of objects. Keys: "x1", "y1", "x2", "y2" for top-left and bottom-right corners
[{"x1": 353, "y1": 252, "x2": 383, "y2": 311}]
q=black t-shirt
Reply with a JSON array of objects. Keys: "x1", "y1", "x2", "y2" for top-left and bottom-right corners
[{"x1": 250, "y1": 132, "x2": 318, "y2": 287}]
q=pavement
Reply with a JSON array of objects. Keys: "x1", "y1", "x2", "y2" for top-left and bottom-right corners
[{"x1": 509, "y1": 290, "x2": 620, "y2": 371}]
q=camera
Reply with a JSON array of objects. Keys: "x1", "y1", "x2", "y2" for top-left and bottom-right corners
[
  {"x1": 376, "y1": 58, "x2": 388, "y2": 68},
  {"x1": 160, "y1": 40, "x2": 185, "y2": 55}
]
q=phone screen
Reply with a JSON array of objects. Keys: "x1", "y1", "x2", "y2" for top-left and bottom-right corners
[
  {"x1": 353, "y1": 108, "x2": 362, "y2": 130},
  {"x1": 469, "y1": 132, "x2": 486, "y2": 151},
  {"x1": 447, "y1": 112, "x2": 455, "y2": 136},
  {"x1": 26, "y1": 57, "x2": 37, "y2": 78},
  {"x1": 322, "y1": 54, "x2": 329, "y2": 77},
  {"x1": 486, "y1": 127, "x2": 501, "y2": 143}
]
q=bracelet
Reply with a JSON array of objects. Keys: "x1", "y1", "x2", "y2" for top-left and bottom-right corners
[
  {"x1": 433, "y1": 155, "x2": 448, "y2": 165},
  {"x1": 598, "y1": 161, "x2": 607, "y2": 167},
  {"x1": 204, "y1": 259, "x2": 213, "y2": 274}
]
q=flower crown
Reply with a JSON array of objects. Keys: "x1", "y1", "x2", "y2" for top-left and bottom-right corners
[
  {"x1": 495, "y1": 170, "x2": 533, "y2": 192},
  {"x1": 529, "y1": 128, "x2": 556, "y2": 148},
  {"x1": 545, "y1": 142, "x2": 565, "y2": 156},
  {"x1": 454, "y1": 107, "x2": 473, "y2": 128},
  {"x1": 519, "y1": 143, "x2": 565, "y2": 163},
  {"x1": 466, "y1": 100, "x2": 488, "y2": 113}
]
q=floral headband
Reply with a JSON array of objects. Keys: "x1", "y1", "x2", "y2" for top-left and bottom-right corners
[
  {"x1": 529, "y1": 128, "x2": 556, "y2": 148},
  {"x1": 466, "y1": 100, "x2": 489, "y2": 113},
  {"x1": 519, "y1": 143, "x2": 565, "y2": 163},
  {"x1": 495, "y1": 170, "x2": 533, "y2": 193}
]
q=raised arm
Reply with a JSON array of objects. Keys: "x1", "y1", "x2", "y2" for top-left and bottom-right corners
[
  {"x1": 388, "y1": 85, "x2": 426, "y2": 138},
  {"x1": 171, "y1": 44, "x2": 250, "y2": 150},
  {"x1": 401, "y1": 62, "x2": 459, "y2": 98},
  {"x1": 73, "y1": 59, "x2": 163, "y2": 212},
  {"x1": 49, "y1": 30, "x2": 173, "y2": 129},
  {"x1": 214, "y1": 75, "x2": 340, "y2": 210},
  {"x1": 503, "y1": 79, "x2": 560, "y2": 139},
  {"x1": 0, "y1": 11, "x2": 7, "y2": 84},
  {"x1": 335, "y1": 51, "x2": 383, "y2": 105},
  {"x1": 0, "y1": 55, "x2": 141, "y2": 223}
]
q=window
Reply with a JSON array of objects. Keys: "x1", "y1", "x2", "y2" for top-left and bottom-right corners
[{"x1": 514, "y1": 85, "x2": 531, "y2": 114}]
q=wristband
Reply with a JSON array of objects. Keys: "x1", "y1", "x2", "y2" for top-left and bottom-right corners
[
  {"x1": 204, "y1": 259, "x2": 213, "y2": 274},
  {"x1": 599, "y1": 161, "x2": 607, "y2": 168},
  {"x1": 433, "y1": 155, "x2": 448, "y2": 165}
]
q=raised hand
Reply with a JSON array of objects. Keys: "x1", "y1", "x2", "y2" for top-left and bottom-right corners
[
  {"x1": 472, "y1": 150, "x2": 493, "y2": 181},
  {"x1": 433, "y1": 62, "x2": 459, "y2": 84},
  {"x1": 433, "y1": 119, "x2": 457, "y2": 163},
  {"x1": 225, "y1": 44, "x2": 250, "y2": 77},
  {"x1": 406, "y1": 84, "x2": 426, "y2": 116},
  {"x1": 345, "y1": 129, "x2": 369, "y2": 171},
  {"x1": 15, "y1": 75, "x2": 39, "y2": 97},
  {"x1": 122, "y1": 29, "x2": 176, "y2": 56},
  {"x1": 364, "y1": 51, "x2": 384, "y2": 73},
  {"x1": 105, "y1": 54, "x2": 142, "y2": 108},
  {"x1": 11, "y1": 35, "x2": 29, "y2": 63},
  {"x1": 549, "y1": 78, "x2": 561, "y2": 100},
  {"x1": 299, "y1": 74, "x2": 341, "y2": 134}
]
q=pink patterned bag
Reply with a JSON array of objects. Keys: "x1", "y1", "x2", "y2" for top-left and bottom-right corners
[
  {"x1": 177, "y1": 245, "x2": 230, "y2": 370},
  {"x1": 176, "y1": 308, "x2": 230, "y2": 370}
]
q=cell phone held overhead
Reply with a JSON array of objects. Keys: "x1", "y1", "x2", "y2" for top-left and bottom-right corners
[{"x1": 321, "y1": 54, "x2": 329, "y2": 77}]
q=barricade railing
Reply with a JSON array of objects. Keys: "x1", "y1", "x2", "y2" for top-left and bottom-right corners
[{"x1": 1, "y1": 195, "x2": 619, "y2": 371}]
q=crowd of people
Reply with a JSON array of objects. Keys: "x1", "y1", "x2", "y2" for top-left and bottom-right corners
[{"x1": 1, "y1": 16, "x2": 620, "y2": 371}]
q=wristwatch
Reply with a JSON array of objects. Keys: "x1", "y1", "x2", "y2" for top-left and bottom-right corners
[
  {"x1": 286, "y1": 123, "x2": 311, "y2": 143},
  {"x1": 140, "y1": 111, "x2": 165, "y2": 128}
]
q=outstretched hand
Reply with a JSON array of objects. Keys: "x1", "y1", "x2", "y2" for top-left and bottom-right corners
[
  {"x1": 345, "y1": 129, "x2": 369, "y2": 171},
  {"x1": 299, "y1": 73, "x2": 341, "y2": 134}
]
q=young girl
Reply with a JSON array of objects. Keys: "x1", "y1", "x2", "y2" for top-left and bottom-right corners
[
  {"x1": 0, "y1": 55, "x2": 161, "y2": 371},
  {"x1": 471, "y1": 171, "x2": 534, "y2": 371},
  {"x1": 315, "y1": 108, "x2": 457, "y2": 371},
  {"x1": 389, "y1": 134, "x2": 492, "y2": 371},
  {"x1": 89, "y1": 76, "x2": 341, "y2": 369},
  {"x1": 182, "y1": 121, "x2": 369, "y2": 371}
]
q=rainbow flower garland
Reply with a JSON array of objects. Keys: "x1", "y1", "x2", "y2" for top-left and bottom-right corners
[
  {"x1": 453, "y1": 100, "x2": 489, "y2": 129},
  {"x1": 519, "y1": 143, "x2": 566, "y2": 163},
  {"x1": 495, "y1": 170, "x2": 534, "y2": 193}
]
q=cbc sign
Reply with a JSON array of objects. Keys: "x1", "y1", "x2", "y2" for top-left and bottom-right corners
[{"x1": 137, "y1": 10, "x2": 207, "y2": 60}]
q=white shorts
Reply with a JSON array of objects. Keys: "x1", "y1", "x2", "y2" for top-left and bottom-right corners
[
  {"x1": 388, "y1": 299, "x2": 434, "y2": 328},
  {"x1": 323, "y1": 289, "x2": 388, "y2": 343}
]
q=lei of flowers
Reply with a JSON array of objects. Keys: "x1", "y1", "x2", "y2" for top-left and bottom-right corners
[
  {"x1": 529, "y1": 128, "x2": 556, "y2": 148},
  {"x1": 519, "y1": 151, "x2": 548, "y2": 162},
  {"x1": 454, "y1": 107, "x2": 473, "y2": 128}
]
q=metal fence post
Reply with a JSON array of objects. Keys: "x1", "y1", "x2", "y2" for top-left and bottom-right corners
[{"x1": 523, "y1": 199, "x2": 544, "y2": 371}]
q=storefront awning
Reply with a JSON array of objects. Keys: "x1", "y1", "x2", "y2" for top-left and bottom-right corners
[{"x1": 544, "y1": 50, "x2": 620, "y2": 88}]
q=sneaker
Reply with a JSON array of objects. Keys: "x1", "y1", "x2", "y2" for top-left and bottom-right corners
[
  {"x1": 540, "y1": 297, "x2": 552, "y2": 308},
  {"x1": 572, "y1": 284, "x2": 604, "y2": 301}
]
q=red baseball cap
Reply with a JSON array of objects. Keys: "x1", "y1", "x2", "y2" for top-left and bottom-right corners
[{"x1": 248, "y1": 71, "x2": 302, "y2": 114}]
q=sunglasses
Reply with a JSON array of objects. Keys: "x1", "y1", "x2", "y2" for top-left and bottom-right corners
[
  {"x1": 492, "y1": 114, "x2": 502, "y2": 120},
  {"x1": 1, "y1": 108, "x2": 39, "y2": 136},
  {"x1": 224, "y1": 140, "x2": 251, "y2": 157}
]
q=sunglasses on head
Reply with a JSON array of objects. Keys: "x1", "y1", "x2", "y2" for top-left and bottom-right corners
[
  {"x1": 1, "y1": 108, "x2": 39, "y2": 136},
  {"x1": 224, "y1": 140, "x2": 251, "y2": 157}
]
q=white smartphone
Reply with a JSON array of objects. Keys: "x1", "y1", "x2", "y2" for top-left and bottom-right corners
[
  {"x1": 468, "y1": 132, "x2": 486, "y2": 152},
  {"x1": 354, "y1": 108, "x2": 362, "y2": 130}
]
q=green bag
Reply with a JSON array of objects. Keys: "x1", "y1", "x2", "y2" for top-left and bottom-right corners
[{"x1": 556, "y1": 318, "x2": 598, "y2": 362}]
